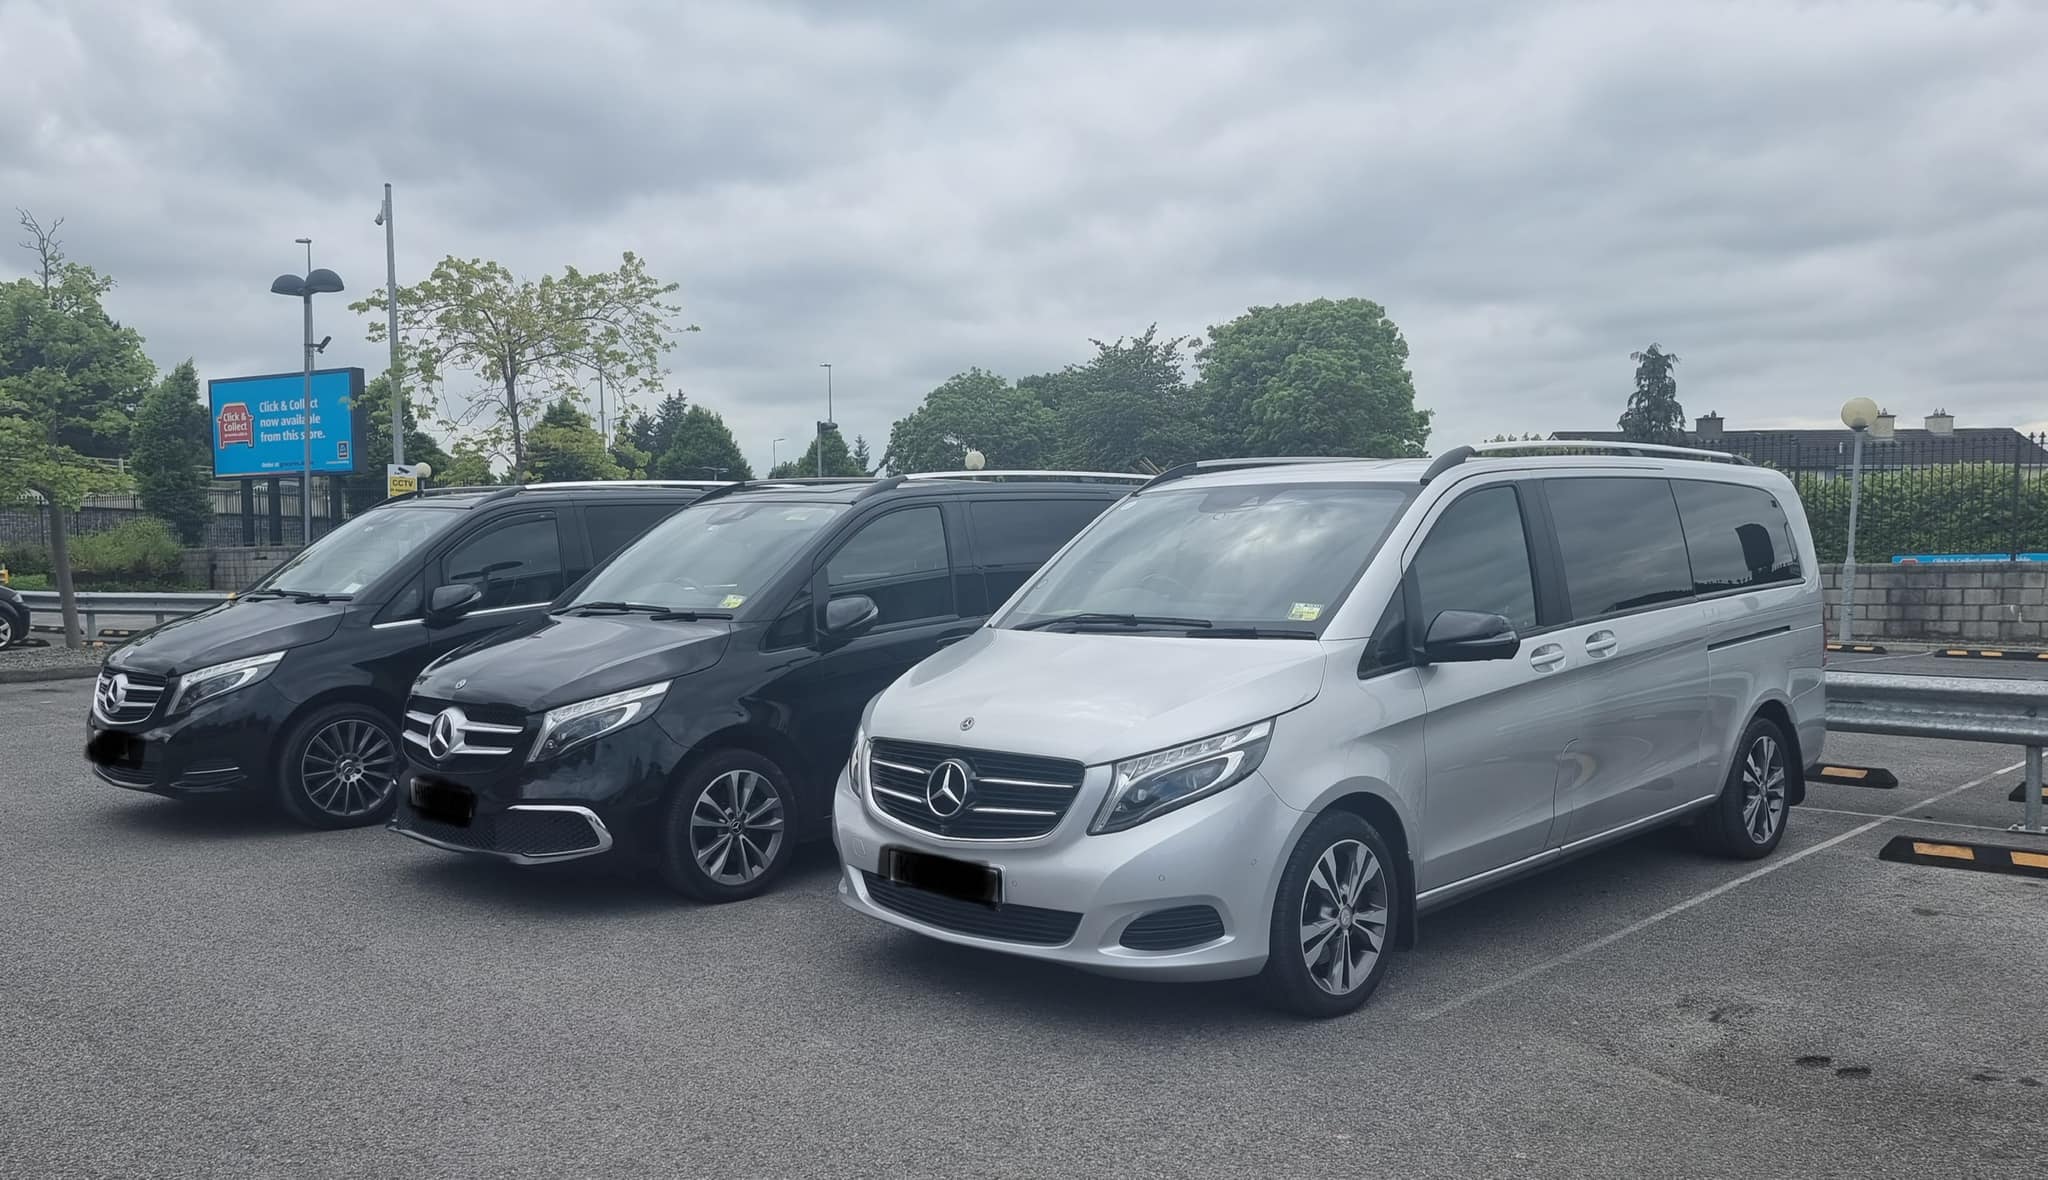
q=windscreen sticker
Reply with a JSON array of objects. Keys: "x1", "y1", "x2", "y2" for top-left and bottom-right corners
[
  {"x1": 1288, "y1": 602, "x2": 1324, "y2": 622},
  {"x1": 719, "y1": 593, "x2": 747, "y2": 609}
]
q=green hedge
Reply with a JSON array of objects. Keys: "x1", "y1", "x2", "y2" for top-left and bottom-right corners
[{"x1": 1791, "y1": 465, "x2": 2048, "y2": 564}]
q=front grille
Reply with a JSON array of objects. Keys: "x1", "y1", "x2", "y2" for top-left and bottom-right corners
[
  {"x1": 405, "y1": 808, "x2": 604, "y2": 858},
  {"x1": 93, "y1": 669, "x2": 168, "y2": 725},
  {"x1": 867, "y1": 738, "x2": 1084, "y2": 840},
  {"x1": 862, "y1": 872, "x2": 1082, "y2": 946},
  {"x1": 402, "y1": 694, "x2": 531, "y2": 768},
  {"x1": 1119, "y1": 905, "x2": 1226, "y2": 951}
]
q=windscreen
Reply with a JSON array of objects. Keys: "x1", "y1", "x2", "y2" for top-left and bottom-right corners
[
  {"x1": 250, "y1": 506, "x2": 458, "y2": 597},
  {"x1": 999, "y1": 482, "x2": 1414, "y2": 631},
  {"x1": 569, "y1": 500, "x2": 849, "y2": 612}
]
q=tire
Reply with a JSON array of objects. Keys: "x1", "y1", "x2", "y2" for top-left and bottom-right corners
[
  {"x1": 0, "y1": 613, "x2": 14, "y2": 648},
  {"x1": 1693, "y1": 716, "x2": 1793, "y2": 860},
  {"x1": 658, "y1": 749, "x2": 795, "y2": 903},
  {"x1": 1258, "y1": 810, "x2": 1402, "y2": 1018},
  {"x1": 275, "y1": 704, "x2": 403, "y2": 830}
]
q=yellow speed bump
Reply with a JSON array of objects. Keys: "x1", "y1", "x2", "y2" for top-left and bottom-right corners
[{"x1": 1880, "y1": 835, "x2": 2048, "y2": 879}]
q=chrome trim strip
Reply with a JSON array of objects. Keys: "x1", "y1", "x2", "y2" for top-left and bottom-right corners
[
  {"x1": 371, "y1": 619, "x2": 423, "y2": 630},
  {"x1": 463, "y1": 719, "x2": 524, "y2": 734},
  {"x1": 404, "y1": 710, "x2": 435, "y2": 725},
  {"x1": 872, "y1": 757, "x2": 925, "y2": 775},
  {"x1": 402, "y1": 730, "x2": 430, "y2": 750},
  {"x1": 389, "y1": 802, "x2": 613, "y2": 866},
  {"x1": 471, "y1": 602, "x2": 549, "y2": 617},
  {"x1": 970, "y1": 805, "x2": 1059, "y2": 817},
  {"x1": 1416, "y1": 794, "x2": 1720, "y2": 903},
  {"x1": 974, "y1": 775, "x2": 1077, "y2": 791},
  {"x1": 871, "y1": 783, "x2": 922, "y2": 804}
]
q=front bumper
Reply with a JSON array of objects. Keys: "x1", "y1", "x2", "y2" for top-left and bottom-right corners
[
  {"x1": 832, "y1": 765, "x2": 1299, "y2": 982},
  {"x1": 84, "y1": 695, "x2": 277, "y2": 797},
  {"x1": 390, "y1": 795, "x2": 615, "y2": 865}
]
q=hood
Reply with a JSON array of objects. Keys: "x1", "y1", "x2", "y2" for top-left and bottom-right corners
[
  {"x1": 412, "y1": 613, "x2": 732, "y2": 713},
  {"x1": 868, "y1": 628, "x2": 1329, "y2": 767},
  {"x1": 109, "y1": 598, "x2": 344, "y2": 675}
]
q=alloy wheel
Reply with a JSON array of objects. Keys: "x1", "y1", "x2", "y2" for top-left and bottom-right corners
[
  {"x1": 0, "y1": 616, "x2": 12, "y2": 647},
  {"x1": 300, "y1": 719, "x2": 398, "y2": 819},
  {"x1": 1740, "y1": 733, "x2": 1787, "y2": 845},
  {"x1": 1299, "y1": 837, "x2": 1391, "y2": 995},
  {"x1": 689, "y1": 769, "x2": 786, "y2": 886}
]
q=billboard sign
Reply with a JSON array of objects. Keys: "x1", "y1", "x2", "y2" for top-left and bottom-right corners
[{"x1": 207, "y1": 368, "x2": 366, "y2": 478}]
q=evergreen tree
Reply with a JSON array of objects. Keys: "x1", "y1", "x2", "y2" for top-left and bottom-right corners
[
  {"x1": 130, "y1": 360, "x2": 213, "y2": 543},
  {"x1": 1617, "y1": 344, "x2": 1685, "y2": 445}
]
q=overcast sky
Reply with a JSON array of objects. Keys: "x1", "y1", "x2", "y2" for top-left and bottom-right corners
[{"x1": 4, "y1": 0, "x2": 2043, "y2": 472}]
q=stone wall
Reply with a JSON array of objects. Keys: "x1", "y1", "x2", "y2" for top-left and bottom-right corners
[{"x1": 1822, "y1": 562, "x2": 2048, "y2": 646}]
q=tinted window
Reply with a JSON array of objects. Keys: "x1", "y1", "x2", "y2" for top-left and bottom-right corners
[
  {"x1": 826, "y1": 506, "x2": 953, "y2": 625},
  {"x1": 1412, "y1": 486, "x2": 1537, "y2": 632},
  {"x1": 584, "y1": 502, "x2": 678, "y2": 564},
  {"x1": 575, "y1": 501, "x2": 845, "y2": 613},
  {"x1": 969, "y1": 497, "x2": 1113, "y2": 604},
  {"x1": 252, "y1": 505, "x2": 456, "y2": 596},
  {"x1": 1672, "y1": 480, "x2": 1803, "y2": 594},
  {"x1": 442, "y1": 516, "x2": 564, "y2": 609},
  {"x1": 1002, "y1": 484, "x2": 1412, "y2": 632},
  {"x1": 1543, "y1": 478, "x2": 1693, "y2": 619}
]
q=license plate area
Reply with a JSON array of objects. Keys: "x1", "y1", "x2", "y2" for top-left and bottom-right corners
[
  {"x1": 882, "y1": 846, "x2": 1000, "y2": 906},
  {"x1": 411, "y1": 778, "x2": 476, "y2": 827},
  {"x1": 86, "y1": 729, "x2": 143, "y2": 767}
]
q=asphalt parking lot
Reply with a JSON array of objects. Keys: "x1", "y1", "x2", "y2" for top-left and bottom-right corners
[{"x1": 4, "y1": 676, "x2": 2046, "y2": 1179}]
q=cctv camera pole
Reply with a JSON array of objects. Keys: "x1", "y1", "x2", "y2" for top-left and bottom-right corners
[
  {"x1": 299, "y1": 242, "x2": 316, "y2": 547},
  {"x1": 1839, "y1": 424, "x2": 1867, "y2": 645},
  {"x1": 382, "y1": 183, "x2": 404, "y2": 467}
]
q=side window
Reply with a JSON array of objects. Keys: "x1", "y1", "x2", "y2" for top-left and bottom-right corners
[
  {"x1": 1672, "y1": 480, "x2": 1803, "y2": 594},
  {"x1": 1359, "y1": 595, "x2": 1410, "y2": 678},
  {"x1": 968, "y1": 497, "x2": 1112, "y2": 605},
  {"x1": 583, "y1": 502, "x2": 679, "y2": 565},
  {"x1": 441, "y1": 515, "x2": 564, "y2": 611},
  {"x1": 1411, "y1": 485, "x2": 1538, "y2": 632},
  {"x1": 825, "y1": 506, "x2": 953, "y2": 627},
  {"x1": 1542, "y1": 478, "x2": 1693, "y2": 619}
]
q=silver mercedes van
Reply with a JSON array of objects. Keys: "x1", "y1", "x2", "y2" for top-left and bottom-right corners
[{"x1": 832, "y1": 444, "x2": 1825, "y2": 1016}]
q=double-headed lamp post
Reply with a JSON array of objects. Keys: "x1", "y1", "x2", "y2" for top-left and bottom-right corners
[
  {"x1": 1838, "y1": 396, "x2": 1880, "y2": 645},
  {"x1": 270, "y1": 245, "x2": 344, "y2": 545}
]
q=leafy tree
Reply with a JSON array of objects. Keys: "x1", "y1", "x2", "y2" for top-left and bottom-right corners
[
  {"x1": 1484, "y1": 432, "x2": 1545, "y2": 442},
  {"x1": 351, "y1": 252, "x2": 685, "y2": 480},
  {"x1": 609, "y1": 417, "x2": 651, "y2": 478},
  {"x1": 1028, "y1": 327, "x2": 1209, "y2": 471},
  {"x1": 1197, "y1": 298, "x2": 1430, "y2": 457},
  {"x1": 654, "y1": 404, "x2": 753, "y2": 481},
  {"x1": 0, "y1": 211, "x2": 155, "y2": 647},
  {"x1": 1618, "y1": 344, "x2": 1685, "y2": 445},
  {"x1": 526, "y1": 397, "x2": 622, "y2": 482},
  {"x1": 851, "y1": 435, "x2": 873, "y2": 475},
  {"x1": 131, "y1": 360, "x2": 213, "y2": 544},
  {"x1": 881, "y1": 369, "x2": 1059, "y2": 474},
  {"x1": 439, "y1": 439, "x2": 499, "y2": 487},
  {"x1": 339, "y1": 374, "x2": 454, "y2": 512},
  {"x1": 770, "y1": 425, "x2": 863, "y2": 478}
]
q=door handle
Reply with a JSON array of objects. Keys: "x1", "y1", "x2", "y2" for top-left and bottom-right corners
[
  {"x1": 1529, "y1": 642, "x2": 1566, "y2": 672},
  {"x1": 1584, "y1": 630, "x2": 1617, "y2": 659}
]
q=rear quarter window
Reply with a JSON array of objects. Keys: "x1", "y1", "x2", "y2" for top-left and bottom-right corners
[{"x1": 1671, "y1": 480, "x2": 1803, "y2": 594}]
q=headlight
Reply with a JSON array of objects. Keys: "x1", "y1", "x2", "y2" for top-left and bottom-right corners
[
  {"x1": 167, "y1": 651, "x2": 285, "y2": 715},
  {"x1": 846, "y1": 719, "x2": 871, "y2": 797},
  {"x1": 529, "y1": 681, "x2": 670, "y2": 762},
  {"x1": 1090, "y1": 719, "x2": 1273, "y2": 834}
]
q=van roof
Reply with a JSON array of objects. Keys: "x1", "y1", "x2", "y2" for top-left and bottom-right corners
[
  {"x1": 1138, "y1": 444, "x2": 1772, "y2": 494},
  {"x1": 688, "y1": 471, "x2": 1147, "y2": 508}
]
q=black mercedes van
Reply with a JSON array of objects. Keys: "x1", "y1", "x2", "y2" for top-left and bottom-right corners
[
  {"x1": 390, "y1": 472, "x2": 1140, "y2": 900},
  {"x1": 84, "y1": 481, "x2": 717, "y2": 827}
]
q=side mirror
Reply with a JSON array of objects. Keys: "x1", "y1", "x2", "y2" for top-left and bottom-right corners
[
  {"x1": 819, "y1": 594, "x2": 880, "y2": 648},
  {"x1": 1420, "y1": 610, "x2": 1519, "y2": 664},
  {"x1": 428, "y1": 582, "x2": 484, "y2": 621}
]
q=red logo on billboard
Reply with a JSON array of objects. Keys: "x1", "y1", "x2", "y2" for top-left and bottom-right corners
[{"x1": 217, "y1": 402, "x2": 254, "y2": 448}]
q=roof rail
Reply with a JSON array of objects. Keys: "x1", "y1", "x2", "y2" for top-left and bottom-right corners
[
  {"x1": 414, "y1": 485, "x2": 518, "y2": 498},
  {"x1": 683, "y1": 476, "x2": 876, "y2": 507},
  {"x1": 521, "y1": 479, "x2": 730, "y2": 491},
  {"x1": 902, "y1": 469, "x2": 1149, "y2": 485},
  {"x1": 1138, "y1": 456, "x2": 1356, "y2": 492},
  {"x1": 1420, "y1": 440, "x2": 1753, "y2": 485}
]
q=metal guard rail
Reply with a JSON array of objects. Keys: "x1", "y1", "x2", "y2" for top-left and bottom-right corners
[
  {"x1": 1825, "y1": 670, "x2": 2046, "y2": 832},
  {"x1": 16, "y1": 590, "x2": 229, "y2": 639}
]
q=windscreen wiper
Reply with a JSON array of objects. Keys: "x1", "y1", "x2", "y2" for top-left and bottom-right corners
[
  {"x1": 1186, "y1": 626, "x2": 1318, "y2": 640},
  {"x1": 1014, "y1": 612, "x2": 1214, "y2": 632},
  {"x1": 561, "y1": 601, "x2": 734, "y2": 622},
  {"x1": 262, "y1": 587, "x2": 350, "y2": 604}
]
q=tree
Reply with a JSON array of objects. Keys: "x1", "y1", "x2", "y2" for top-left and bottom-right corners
[
  {"x1": 1027, "y1": 327, "x2": 1210, "y2": 471},
  {"x1": 609, "y1": 417, "x2": 651, "y2": 478},
  {"x1": 439, "y1": 439, "x2": 499, "y2": 487},
  {"x1": 880, "y1": 369, "x2": 1059, "y2": 474},
  {"x1": 1484, "y1": 432, "x2": 1544, "y2": 442},
  {"x1": 771, "y1": 425, "x2": 863, "y2": 478},
  {"x1": 339, "y1": 375, "x2": 454, "y2": 512},
  {"x1": 525, "y1": 397, "x2": 622, "y2": 482},
  {"x1": 0, "y1": 211, "x2": 155, "y2": 647},
  {"x1": 851, "y1": 435, "x2": 873, "y2": 475},
  {"x1": 654, "y1": 404, "x2": 754, "y2": 481},
  {"x1": 1197, "y1": 298, "x2": 1430, "y2": 458},
  {"x1": 351, "y1": 252, "x2": 685, "y2": 480},
  {"x1": 130, "y1": 360, "x2": 212, "y2": 543},
  {"x1": 1618, "y1": 344, "x2": 1685, "y2": 445}
]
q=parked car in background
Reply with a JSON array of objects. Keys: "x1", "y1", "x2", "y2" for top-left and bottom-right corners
[
  {"x1": 83, "y1": 482, "x2": 719, "y2": 827},
  {"x1": 836, "y1": 444, "x2": 1825, "y2": 1017},
  {"x1": 0, "y1": 582, "x2": 28, "y2": 647},
  {"x1": 391, "y1": 472, "x2": 1143, "y2": 900}
]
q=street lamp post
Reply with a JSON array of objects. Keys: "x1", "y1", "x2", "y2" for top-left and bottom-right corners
[
  {"x1": 1838, "y1": 396, "x2": 1879, "y2": 645},
  {"x1": 270, "y1": 244, "x2": 344, "y2": 547},
  {"x1": 817, "y1": 363, "x2": 833, "y2": 477},
  {"x1": 771, "y1": 437, "x2": 786, "y2": 472},
  {"x1": 375, "y1": 184, "x2": 403, "y2": 467}
]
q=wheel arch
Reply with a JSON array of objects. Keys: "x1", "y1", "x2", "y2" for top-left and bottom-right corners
[{"x1": 1745, "y1": 696, "x2": 1806, "y2": 806}]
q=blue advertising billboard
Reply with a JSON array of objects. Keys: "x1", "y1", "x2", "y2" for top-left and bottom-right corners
[{"x1": 207, "y1": 368, "x2": 366, "y2": 478}]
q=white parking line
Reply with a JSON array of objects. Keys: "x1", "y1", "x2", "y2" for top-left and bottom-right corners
[
  {"x1": 1410, "y1": 760, "x2": 2026, "y2": 1023},
  {"x1": 1800, "y1": 804, "x2": 2046, "y2": 838}
]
